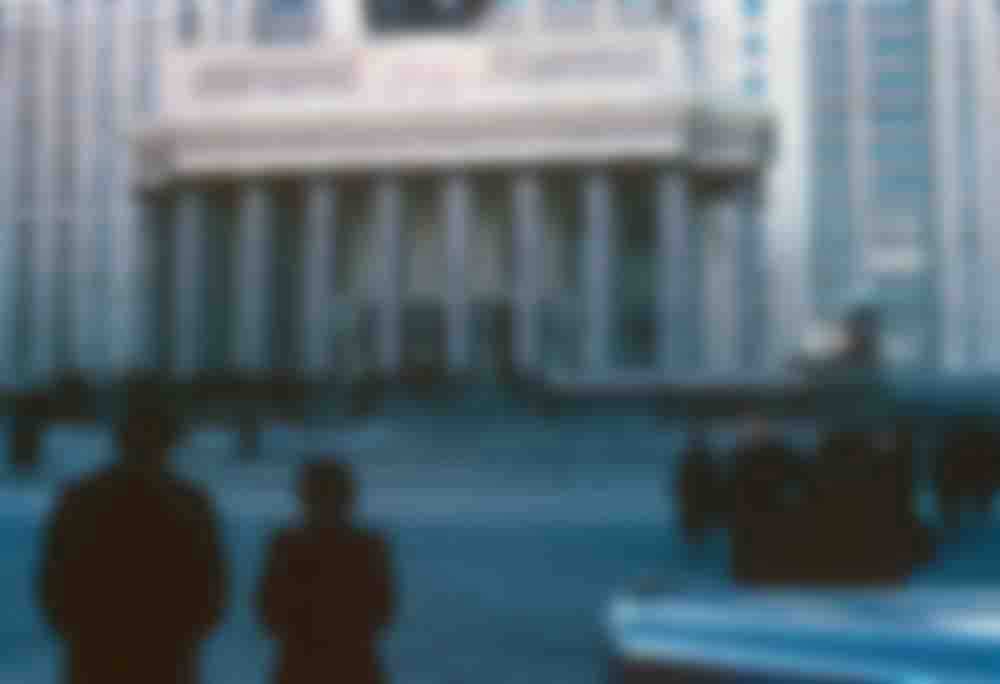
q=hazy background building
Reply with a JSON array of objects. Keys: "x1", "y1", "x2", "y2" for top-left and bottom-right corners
[
  {"x1": 683, "y1": 0, "x2": 813, "y2": 370},
  {"x1": 807, "y1": 0, "x2": 1000, "y2": 370},
  {"x1": 0, "y1": 0, "x2": 774, "y2": 389}
]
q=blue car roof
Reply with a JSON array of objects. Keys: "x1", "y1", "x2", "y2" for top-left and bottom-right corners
[{"x1": 607, "y1": 586, "x2": 1000, "y2": 683}]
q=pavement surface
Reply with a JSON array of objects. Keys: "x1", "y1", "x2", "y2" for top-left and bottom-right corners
[{"x1": 0, "y1": 414, "x2": 995, "y2": 683}]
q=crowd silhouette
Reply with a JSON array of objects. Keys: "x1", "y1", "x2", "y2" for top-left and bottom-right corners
[
  {"x1": 674, "y1": 417, "x2": 995, "y2": 586},
  {"x1": 20, "y1": 369, "x2": 1000, "y2": 681}
]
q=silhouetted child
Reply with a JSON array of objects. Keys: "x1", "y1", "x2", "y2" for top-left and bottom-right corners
[{"x1": 258, "y1": 459, "x2": 395, "y2": 684}]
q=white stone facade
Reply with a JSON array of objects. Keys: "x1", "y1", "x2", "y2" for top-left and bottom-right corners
[{"x1": 0, "y1": 0, "x2": 774, "y2": 388}]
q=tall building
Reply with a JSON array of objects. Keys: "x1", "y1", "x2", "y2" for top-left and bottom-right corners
[
  {"x1": 807, "y1": 0, "x2": 1000, "y2": 370},
  {"x1": 0, "y1": 0, "x2": 773, "y2": 390},
  {"x1": 682, "y1": 0, "x2": 792, "y2": 369},
  {"x1": 741, "y1": 0, "x2": 768, "y2": 99},
  {"x1": 933, "y1": 0, "x2": 1000, "y2": 370},
  {"x1": 686, "y1": 0, "x2": 813, "y2": 372}
]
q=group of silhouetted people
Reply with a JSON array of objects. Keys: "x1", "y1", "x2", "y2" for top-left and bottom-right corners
[
  {"x1": 672, "y1": 418, "x2": 962, "y2": 586},
  {"x1": 36, "y1": 377, "x2": 396, "y2": 684}
]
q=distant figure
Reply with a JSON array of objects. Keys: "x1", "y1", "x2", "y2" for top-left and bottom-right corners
[
  {"x1": 238, "y1": 406, "x2": 261, "y2": 461},
  {"x1": 257, "y1": 459, "x2": 396, "y2": 684},
  {"x1": 879, "y1": 425, "x2": 936, "y2": 572},
  {"x1": 883, "y1": 425, "x2": 916, "y2": 522},
  {"x1": 11, "y1": 393, "x2": 48, "y2": 476},
  {"x1": 350, "y1": 370, "x2": 385, "y2": 419},
  {"x1": 673, "y1": 427, "x2": 721, "y2": 547},
  {"x1": 936, "y1": 421, "x2": 997, "y2": 530},
  {"x1": 728, "y1": 418, "x2": 809, "y2": 584},
  {"x1": 968, "y1": 425, "x2": 997, "y2": 516},
  {"x1": 37, "y1": 379, "x2": 228, "y2": 684},
  {"x1": 811, "y1": 428, "x2": 887, "y2": 583}
]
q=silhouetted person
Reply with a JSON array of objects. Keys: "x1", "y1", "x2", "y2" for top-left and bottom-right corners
[
  {"x1": 11, "y1": 393, "x2": 48, "y2": 476},
  {"x1": 809, "y1": 428, "x2": 896, "y2": 583},
  {"x1": 37, "y1": 382, "x2": 228, "y2": 684},
  {"x1": 674, "y1": 427, "x2": 720, "y2": 547},
  {"x1": 729, "y1": 419, "x2": 808, "y2": 585},
  {"x1": 350, "y1": 370, "x2": 385, "y2": 419},
  {"x1": 239, "y1": 406, "x2": 261, "y2": 461},
  {"x1": 869, "y1": 425, "x2": 933, "y2": 576},
  {"x1": 883, "y1": 426, "x2": 916, "y2": 522},
  {"x1": 967, "y1": 424, "x2": 997, "y2": 516},
  {"x1": 934, "y1": 422, "x2": 993, "y2": 531},
  {"x1": 258, "y1": 459, "x2": 395, "y2": 684}
]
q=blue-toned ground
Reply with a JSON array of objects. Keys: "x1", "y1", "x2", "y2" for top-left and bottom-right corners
[{"x1": 0, "y1": 413, "x2": 996, "y2": 683}]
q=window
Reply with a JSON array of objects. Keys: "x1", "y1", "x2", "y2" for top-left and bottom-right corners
[
  {"x1": 137, "y1": 8, "x2": 158, "y2": 114},
  {"x1": 480, "y1": 0, "x2": 525, "y2": 31},
  {"x1": 811, "y1": 1, "x2": 847, "y2": 26},
  {"x1": 618, "y1": 0, "x2": 672, "y2": 27},
  {"x1": 874, "y1": 174, "x2": 930, "y2": 198},
  {"x1": 744, "y1": 32, "x2": 766, "y2": 57},
  {"x1": 873, "y1": 34, "x2": 918, "y2": 57},
  {"x1": 367, "y1": 0, "x2": 487, "y2": 33},
  {"x1": 872, "y1": 70, "x2": 925, "y2": 90},
  {"x1": 257, "y1": 0, "x2": 319, "y2": 44},
  {"x1": 179, "y1": 0, "x2": 200, "y2": 45},
  {"x1": 744, "y1": 73, "x2": 766, "y2": 97},
  {"x1": 685, "y1": 13, "x2": 700, "y2": 38},
  {"x1": 743, "y1": 0, "x2": 765, "y2": 19},
  {"x1": 870, "y1": 142, "x2": 926, "y2": 168},
  {"x1": 221, "y1": 0, "x2": 236, "y2": 40},
  {"x1": 543, "y1": 0, "x2": 595, "y2": 30}
]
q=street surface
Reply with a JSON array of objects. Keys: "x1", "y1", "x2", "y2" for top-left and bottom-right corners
[{"x1": 0, "y1": 414, "x2": 995, "y2": 683}]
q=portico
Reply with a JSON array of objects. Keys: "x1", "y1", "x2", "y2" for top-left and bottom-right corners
[{"x1": 134, "y1": 21, "x2": 773, "y2": 386}]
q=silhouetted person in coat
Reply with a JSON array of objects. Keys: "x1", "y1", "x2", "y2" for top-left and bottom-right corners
[
  {"x1": 350, "y1": 370, "x2": 385, "y2": 419},
  {"x1": 11, "y1": 392, "x2": 48, "y2": 476},
  {"x1": 258, "y1": 459, "x2": 396, "y2": 684},
  {"x1": 674, "y1": 427, "x2": 720, "y2": 547},
  {"x1": 935, "y1": 422, "x2": 992, "y2": 532},
  {"x1": 729, "y1": 419, "x2": 808, "y2": 585},
  {"x1": 967, "y1": 424, "x2": 997, "y2": 516},
  {"x1": 37, "y1": 382, "x2": 228, "y2": 684}
]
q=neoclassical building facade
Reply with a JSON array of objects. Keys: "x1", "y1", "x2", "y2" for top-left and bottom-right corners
[{"x1": 1, "y1": 0, "x2": 774, "y2": 389}]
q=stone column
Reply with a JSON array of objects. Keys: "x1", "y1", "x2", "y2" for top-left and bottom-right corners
[
  {"x1": 230, "y1": 0, "x2": 256, "y2": 43},
  {"x1": 302, "y1": 179, "x2": 336, "y2": 378},
  {"x1": 109, "y1": 0, "x2": 142, "y2": 374},
  {"x1": 658, "y1": 170, "x2": 693, "y2": 374},
  {"x1": 445, "y1": 174, "x2": 470, "y2": 372},
  {"x1": 235, "y1": 183, "x2": 273, "y2": 374},
  {"x1": 583, "y1": 171, "x2": 612, "y2": 375},
  {"x1": 711, "y1": 198, "x2": 742, "y2": 373},
  {"x1": 173, "y1": 190, "x2": 205, "y2": 378},
  {"x1": 513, "y1": 171, "x2": 542, "y2": 375},
  {"x1": 31, "y1": 1, "x2": 58, "y2": 384},
  {"x1": 73, "y1": 0, "x2": 99, "y2": 375},
  {"x1": 375, "y1": 177, "x2": 402, "y2": 375},
  {"x1": 738, "y1": 175, "x2": 767, "y2": 371},
  {"x1": 0, "y1": 2, "x2": 21, "y2": 383}
]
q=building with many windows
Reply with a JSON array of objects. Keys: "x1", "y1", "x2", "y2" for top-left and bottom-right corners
[
  {"x1": 0, "y1": 0, "x2": 773, "y2": 390},
  {"x1": 807, "y1": 0, "x2": 1000, "y2": 370},
  {"x1": 934, "y1": 0, "x2": 1000, "y2": 370}
]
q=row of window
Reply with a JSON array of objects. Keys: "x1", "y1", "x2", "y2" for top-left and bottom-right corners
[
  {"x1": 864, "y1": 0, "x2": 927, "y2": 22},
  {"x1": 175, "y1": 0, "x2": 676, "y2": 45}
]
